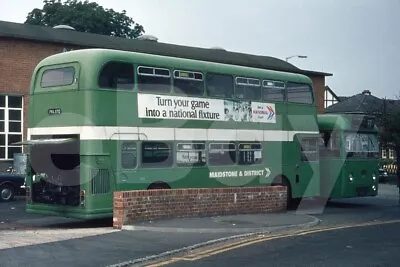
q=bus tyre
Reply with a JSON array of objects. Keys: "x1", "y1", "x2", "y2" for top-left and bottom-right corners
[
  {"x1": 148, "y1": 182, "x2": 170, "y2": 190},
  {"x1": 0, "y1": 184, "x2": 15, "y2": 202}
]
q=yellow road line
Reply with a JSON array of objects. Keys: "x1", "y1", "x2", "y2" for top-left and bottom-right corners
[{"x1": 146, "y1": 219, "x2": 400, "y2": 266}]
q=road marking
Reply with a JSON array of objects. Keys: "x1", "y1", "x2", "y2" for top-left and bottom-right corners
[{"x1": 146, "y1": 219, "x2": 400, "y2": 266}]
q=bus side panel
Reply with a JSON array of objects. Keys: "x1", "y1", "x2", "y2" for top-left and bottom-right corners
[
  {"x1": 319, "y1": 158, "x2": 344, "y2": 198},
  {"x1": 80, "y1": 140, "x2": 115, "y2": 218},
  {"x1": 292, "y1": 139, "x2": 320, "y2": 199}
]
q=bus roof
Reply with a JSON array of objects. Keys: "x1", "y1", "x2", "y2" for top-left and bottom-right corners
[
  {"x1": 317, "y1": 114, "x2": 379, "y2": 132},
  {"x1": 318, "y1": 114, "x2": 351, "y2": 131},
  {"x1": 32, "y1": 48, "x2": 313, "y2": 85}
]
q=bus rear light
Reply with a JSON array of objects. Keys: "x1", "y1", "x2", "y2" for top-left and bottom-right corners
[{"x1": 80, "y1": 190, "x2": 86, "y2": 207}]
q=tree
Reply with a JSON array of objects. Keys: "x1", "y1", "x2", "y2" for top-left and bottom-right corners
[
  {"x1": 380, "y1": 99, "x2": 400, "y2": 191},
  {"x1": 25, "y1": 0, "x2": 145, "y2": 38}
]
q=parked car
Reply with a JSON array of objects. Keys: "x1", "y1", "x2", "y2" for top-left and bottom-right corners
[
  {"x1": 379, "y1": 167, "x2": 389, "y2": 182},
  {"x1": 0, "y1": 168, "x2": 25, "y2": 202}
]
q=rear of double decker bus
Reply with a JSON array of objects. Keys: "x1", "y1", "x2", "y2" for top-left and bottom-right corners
[{"x1": 22, "y1": 51, "x2": 113, "y2": 219}]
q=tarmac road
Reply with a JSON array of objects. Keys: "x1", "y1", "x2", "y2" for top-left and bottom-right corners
[
  {"x1": 154, "y1": 220, "x2": 400, "y2": 267},
  {"x1": 0, "y1": 184, "x2": 399, "y2": 267}
]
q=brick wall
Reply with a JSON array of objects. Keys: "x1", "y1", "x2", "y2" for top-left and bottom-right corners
[
  {"x1": 1, "y1": 38, "x2": 60, "y2": 138},
  {"x1": 113, "y1": 186, "x2": 287, "y2": 229},
  {"x1": 310, "y1": 76, "x2": 326, "y2": 114},
  {"x1": 0, "y1": 38, "x2": 82, "y2": 157}
]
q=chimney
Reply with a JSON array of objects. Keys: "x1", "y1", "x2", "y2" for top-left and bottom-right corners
[{"x1": 362, "y1": 89, "x2": 371, "y2": 95}]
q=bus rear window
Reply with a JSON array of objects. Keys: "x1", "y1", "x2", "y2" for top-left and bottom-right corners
[{"x1": 41, "y1": 67, "x2": 75, "y2": 88}]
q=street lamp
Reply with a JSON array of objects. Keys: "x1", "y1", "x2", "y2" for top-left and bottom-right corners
[{"x1": 285, "y1": 55, "x2": 308, "y2": 62}]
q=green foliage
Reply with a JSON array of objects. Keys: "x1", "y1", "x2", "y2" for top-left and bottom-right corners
[
  {"x1": 380, "y1": 112, "x2": 400, "y2": 149},
  {"x1": 380, "y1": 109, "x2": 400, "y2": 185},
  {"x1": 24, "y1": 0, "x2": 145, "y2": 38}
]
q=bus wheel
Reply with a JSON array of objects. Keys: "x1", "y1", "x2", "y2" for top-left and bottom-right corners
[
  {"x1": 0, "y1": 183, "x2": 15, "y2": 202},
  {"x1": 147, "y1": 182, "x2": 170, "y2": 190}
]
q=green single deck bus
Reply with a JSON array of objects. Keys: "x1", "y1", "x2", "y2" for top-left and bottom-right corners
[
  {"x1": 318, "y1": 114, "x2": 379, "y2": 199},
  {"x1": 21, "y1": 48, "x2": 321, "y2": 219}
]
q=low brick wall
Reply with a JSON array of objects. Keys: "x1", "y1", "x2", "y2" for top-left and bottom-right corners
[{"x1": 113, "y1": 186, "x2": 287, "y2": 229}]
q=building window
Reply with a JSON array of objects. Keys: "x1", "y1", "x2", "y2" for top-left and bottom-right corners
[
  {"x1": 389, "y1": 149, "x2": 394, "y2": 159},
  {"x1": 324, "y1": 88, "x2": 339, "y2": 108},
  {"x1": 0, "y1": 95, "x2": 23, "y2": 160},
  {"x1": 382, "y1": 149, "x2": 387, "y2": 159}
]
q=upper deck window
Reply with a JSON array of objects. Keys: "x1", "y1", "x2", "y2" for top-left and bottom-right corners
[
  {"x1": 235, "y1": 77, "x2": 261, "y2": 100},
  {"x1": 41, "y1": 67, "x2": 75, "y2": 88},
  {"x1": 286, "y1": 82, "x2": 313, "y2": 104},
  {"x1": 173, "y1": 70, "x2": 204, "y2": 96},
  {"x1": 137, "y1": 66, "x2": 171, "y2": 93},
  {"x1": 262, "y1": 80, "x2": 285, "y2": 102},
  {"x1": 98, "y1": 62, "x2": 134, "y2": 90},
  {"x1": 206, "y1": 73, "x2": 233, "y2": 98}
]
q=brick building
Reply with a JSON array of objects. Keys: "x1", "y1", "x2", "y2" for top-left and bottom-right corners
[{"x1": 0, "y1": 20, "x2": 332, "y2": 166}]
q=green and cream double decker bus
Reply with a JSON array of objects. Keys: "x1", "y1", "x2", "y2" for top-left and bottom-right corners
[
  {"x1": 21, "y1": 48, "x2": 321, "y2": 219},
  {"x1": 318, "y1": 114, "x2": 379, "y2": 199}
]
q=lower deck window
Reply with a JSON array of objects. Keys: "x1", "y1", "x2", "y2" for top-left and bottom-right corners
[
  {"x1": 208, "y1": 142, "x2": 236, "y2": 166},
  {"x1": 141, "y1": 141, "x2": 173, "y2": 167},
  {"x1": 238, "y1": 143, "x2": 262, "y2": 165},
  {"x1": 176, "y1": 142, "x2": 206, "y2": 167},
  {"x1": 121, "y1": 141, "x2": 137, "y2": 169}
]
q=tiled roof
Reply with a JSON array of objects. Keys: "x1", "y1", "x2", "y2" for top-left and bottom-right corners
[
  {"x1": 0, "y1": 20, "x2": 332, "y2": 77},
  {"x1": 325, "y1": 91, "x2": 400, "y2": 114}
]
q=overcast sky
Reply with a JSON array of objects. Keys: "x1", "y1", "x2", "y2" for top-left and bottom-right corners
[{"x1": 1, "y1": 0, "x2": 399, "y2": 99}]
